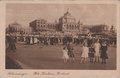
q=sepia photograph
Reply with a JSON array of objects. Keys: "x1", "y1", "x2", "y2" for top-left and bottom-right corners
[{"x1": 5, "y1": 3, "x2": 117, "y2": 70}]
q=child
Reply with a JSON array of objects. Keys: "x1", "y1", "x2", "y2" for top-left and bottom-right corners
[
  {"x1": 89, "y1": 44, "x2": 95, "y2": 63},
  {"x1": 67, "y1": 43, "x2": 75, "y2": 63},
  {"x1": 94, "y1": 39, "x2": 101, "y2": 63},
  {"x1": 62, "y1": 47, "x2": 69, "y2": 63},
  {"x1": 80, "y1": 43, "x2": 89, "y2": 64}
]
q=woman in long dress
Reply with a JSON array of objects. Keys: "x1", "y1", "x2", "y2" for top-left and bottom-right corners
[
  {"x1": 67, "y1": 43, "x2": 75, "y2": 63},
  {"x1": 30, "y1": 36, "x2": 33, "y2": 45},
  {"x1": 100, "y1": 41, "x2": 108, "y2": 64},
  {"x1": 80, "y1": 42, "x2": 89, "y2": 64},
  {"x1": 94, "y1": 39, "x2": 101, "y2": 63},
  {"x1": 89, "y1": 44, "x2": 95, "y2": 63},
  {"x1": 62, "y1": 47, "x2": 69, "y2": 63},
  {"x1": 34, "y1": 37, "x2": 38, "y2": 44}
]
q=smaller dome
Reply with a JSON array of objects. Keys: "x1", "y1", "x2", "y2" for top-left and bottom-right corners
[
  {"x1": 63, "y1": 11, "x2": 75, "y2": 19},
  {"x1": 9, "y1": 22, "x2": 22, "y2": 29},
  {"x1": 11, "y1": 22, "x2": 21, "y2": 26}
]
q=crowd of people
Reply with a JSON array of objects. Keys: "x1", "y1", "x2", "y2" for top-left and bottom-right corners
[
  {"x1": 6, "y1": 33, "x2": 116, "y2": 64},
  {"x1": 7, "y1": 33, "x2": 116, "y2": 46},
  {"x1": 62, "y1": 39, "x2": 109, "y2": 64},
  {"x1": 6, "y1": 33, "x2": 116, "y2": 47},
  {"x1": 6, "y1": 34, "x2": 17, "y2": 52}
]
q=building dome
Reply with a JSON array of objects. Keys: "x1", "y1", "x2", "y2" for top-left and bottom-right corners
[
  {"x1": 10, "y1": 22, "x2": 21, "y2": 27},
  {"x1": 59, "y1": 10, "x2": 76, "y2": 23},
  {"x1": 63, "y1": 11, "x2": 75, "y2": 19},
  {"x1": 7, "y1": 22, "x2": 22, "y2": 33}
]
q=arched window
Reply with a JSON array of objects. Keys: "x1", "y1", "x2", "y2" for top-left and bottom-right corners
[
  {"x1": 72, "y1": 25, "x2": 74, "y2": 29},
  {"x1": 75, "y1": 25, "x2": 77, "y2": 29},
  {"x1": 48, "y1": 24, "x2": 49, "y2": 28},
  {"x1": 69, "y1": 25, "x2": 71, "y2": 29},
  {"x1": 50, "y1": 24, "x2": 52, "y2": 29},
  {"x1": 66, "y1": 24, "x2": 68, "y2": 29},
  {"x1": 53, "y1": 25, "x2": 55, "y2": 29}
]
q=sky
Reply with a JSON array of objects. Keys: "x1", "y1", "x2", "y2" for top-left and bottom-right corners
[{"x1": 6, "y1": 3, "x2": 117, "y2": 28}]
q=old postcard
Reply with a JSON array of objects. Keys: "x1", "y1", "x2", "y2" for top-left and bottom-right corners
[{"x1": 0, "y1": 0, "x2": 120, "y2": 78}]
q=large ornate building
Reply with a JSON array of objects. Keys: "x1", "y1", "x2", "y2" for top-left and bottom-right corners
[
  {"x1": 6, "y1": 11, "x2": 115, "y2": 37},
  {"x1": 29, "y1": 10, "x2": 82, "y2": 34},
  {"x1": 58, "y1": 11, "x2": 81, "y2": 33},
  {"x1": 28, "y1": 10, "x2": 112, "y2": 35}
]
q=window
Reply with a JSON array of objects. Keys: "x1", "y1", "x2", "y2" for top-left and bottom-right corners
[
  {"x1": 70, "y1": 25, "x2": 72, "y2": 29},
  {"x1": 50, "y1": 25, "x2": 52, "y2": 28},
  {"x1": 48, "y1": 24, "x2": 50, "y2": 28},
  {"x1": 53, "y1": 25, "x2": 55, "y2": 29},
  {"x1": 67, "y1": 24, "x2": 68, "y2": 29},
  {"x1": 72, "y1": 25, "x2": 74, "y2": 29}
]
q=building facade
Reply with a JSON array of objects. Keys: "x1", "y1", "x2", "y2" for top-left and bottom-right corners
[
  {"x1": 90, "y1": 24, "x2": 109, "y2": 33},
  {"x1": 6, "y1": 22, "x2": 23, "y2": 34},
  {"x1": 30, "y1": 19, "x2": 57, "y2": 32},
  {"x1": 58, "y1": 11, "x2": 81, "y2": 33},
  {"x1": 29, "y1": 10, "x2": 111, "y2": 35},
  {"x1": 29, "y1": 11, "x2": 82, "y2": 34}
]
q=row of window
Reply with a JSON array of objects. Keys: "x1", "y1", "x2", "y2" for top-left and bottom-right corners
[
  {"x1": 64, "y1": 24, "x2": 79, "y2": 29},
  {"x1": 36, "y1": 24, "x2": 56, "y2": 29}
]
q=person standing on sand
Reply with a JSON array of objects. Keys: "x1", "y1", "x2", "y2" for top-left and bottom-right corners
[
  {"x1": 62, "y1": 46, "x2": 69, "y2": 63},
  {"x1": 94, "y1": 39, "x2": 101, "y2": 63},
  {"x1": 80, "y1": 41, "x2": 89, "y2": 64},
  {"x1": 100, "y1": 41, "x2": 108, "y2": 64}
]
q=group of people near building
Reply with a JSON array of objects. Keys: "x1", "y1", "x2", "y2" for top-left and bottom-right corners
[
  {"x1": 6, "y1": 34, "x2": 17, "y2": 52},
  {"x1": 14, "y1": 34, "x2": 116, "y2": 46},
  {"x1": 62, "y1": 39, "x2": 108, "y2": 64},
  {"x1": 6, "y1": 33, "x2": 116, "y2": 52}
]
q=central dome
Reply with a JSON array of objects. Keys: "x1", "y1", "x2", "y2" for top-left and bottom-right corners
[
  {"x1": 63, "y1": 11, "x2": 76, "y2": 20},
  {"x1": 59, "y1": 10, "x2": 76, "y2": 23}
]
